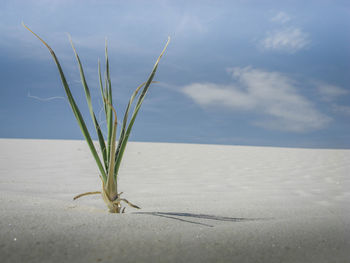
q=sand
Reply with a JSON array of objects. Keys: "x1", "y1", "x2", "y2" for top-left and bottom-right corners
[{"x1": 0, "y1": 139, "x2": 349, "y2": 262}]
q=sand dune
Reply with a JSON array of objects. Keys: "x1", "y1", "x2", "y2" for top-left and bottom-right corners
[{"x1": 0, "y1": 139, "x2": 349, "y2": 262}]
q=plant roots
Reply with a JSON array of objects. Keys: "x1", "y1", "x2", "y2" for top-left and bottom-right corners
[{"x1": 73, "y1": 190, "x2": 140, "y2": 213}]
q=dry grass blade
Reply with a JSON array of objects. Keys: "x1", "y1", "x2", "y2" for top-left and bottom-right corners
[{"x1": 73, "y1": 191, "x2": 101, "y2": 200}]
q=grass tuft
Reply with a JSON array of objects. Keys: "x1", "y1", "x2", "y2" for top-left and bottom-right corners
[{"x1": 23, "y1": 23, "x2": 170, "y2": 213}]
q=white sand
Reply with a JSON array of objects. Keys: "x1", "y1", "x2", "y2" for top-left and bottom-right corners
[{"x1": 0, "y1": 139, "x2": 349, "y2": 262}]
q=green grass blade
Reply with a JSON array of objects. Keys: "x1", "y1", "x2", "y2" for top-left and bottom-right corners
[
  {"x1": 114, "y1": 81, "x2": 158, "y2": 163},
  {"x1": 114, "y1": 37, "x2": 170, "y2": 178},
  {"x1": 23, "y1": 23, "x2": 107, "y2": 182},
  {"x1": 105, "y1": 39, "x2": 112, "y2": 105},
  {"x1": 133, "y1": 37, "x2": 170, "y2": 110},
  {"x1": 98, "y1": 59, "x2": 108, "y2": 121},
  {"x1": 105, "y1": 99, "x2": 118, "y2": 200},
  {"x1": 69, "y1": 36, "x2": 108, "y2": 170},
  {"x1": 105, "y1": 39, "x2": 114, "y2": 166}
]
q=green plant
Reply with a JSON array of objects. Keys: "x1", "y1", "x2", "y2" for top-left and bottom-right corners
[{"x1": 23, "y1": 23, "x2": 170, "y2": 213}]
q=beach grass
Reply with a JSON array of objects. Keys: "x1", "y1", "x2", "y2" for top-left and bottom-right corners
[{"x1": 23, "y1": 23, "x2": 170, "y2": 213}]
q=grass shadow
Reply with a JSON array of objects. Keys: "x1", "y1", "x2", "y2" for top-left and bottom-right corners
[{"x1": 134, "y1": 212, "x2": 272, "y2": 227}]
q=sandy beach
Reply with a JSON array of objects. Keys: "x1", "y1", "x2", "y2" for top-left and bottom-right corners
[{"x1": 0, "y1": 139, "x2": 349, "y2": 262}]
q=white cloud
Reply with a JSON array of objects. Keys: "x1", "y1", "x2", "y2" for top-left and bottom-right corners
[
  {"x1": 315, "y1": 83, "x2": 350, "y2": 117},
  {"x1": 261, "y1": 27, "x2": 310, "y2": 52},
  {"x1": 182, "y1": 67, "x2": 331, "y2": 132},
  {"x1": 182, "y1": 83, "x2": 256, "y2": 110},
  {"x1": 316, "y1": 83, "x2": 349, "y2": 101},
  {"x1": 271, "y1": 12, "x2": 291, "y2": 24},
  {"x1": 331, "y1": 105, "x2": 350, "y2": 116}
]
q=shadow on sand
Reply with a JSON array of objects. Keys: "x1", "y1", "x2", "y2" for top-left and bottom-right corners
[{"x1": 134, "y1": 212, "x2": 271, "y2": 227}]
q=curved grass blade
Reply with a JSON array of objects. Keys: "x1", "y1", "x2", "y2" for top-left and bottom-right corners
[
  {"x1": 69, "y1": 36, "x2": 108, "y2": 170},
  {"x1": 114, "y1": 82, "x2": 145, "y2": 163},
  {"x1": 22, "y1": 23, "x2": 107, "y2": 182},
  {"x1": 114, "y1": 37, "x2": 170, "y2": 177},
  {"x1": 73, "y1": 191, "x2": 101, "y2": 200},
  {"x1": 114, "y1": 81, "x2": 158, "y2": 164}
]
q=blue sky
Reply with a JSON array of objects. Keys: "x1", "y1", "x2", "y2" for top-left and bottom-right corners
[{"x1": 1, "y1": 0, "x2": 349, "y2": 148}]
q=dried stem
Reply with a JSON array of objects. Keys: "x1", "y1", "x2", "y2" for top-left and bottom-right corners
[{"x1": 73, "y1": 191, "x2": 101, "y2": 200}]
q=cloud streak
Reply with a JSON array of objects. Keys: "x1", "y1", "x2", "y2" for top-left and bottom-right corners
[
  {"x1": 271, "y1": 11, "x2": 291, "y2": 24},
  {"x1": 261, "y1": 27, "x2": 310, "y2": 53},
  {"x1": 182, "y1": 67, "x2": 331, "y2": 132},
  {"x1": 331, "y1": 104, "x2": 350, "y2": 116},
  {"x1": 316, "y1": 83, "x2": 349, "y2": 101},
  {"x1": 314, "y1": 82, "x2": 350, "y2": 117}
]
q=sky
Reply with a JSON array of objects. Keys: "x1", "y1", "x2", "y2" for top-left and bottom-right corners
[{"x1": 0, "y1": 0, "x2": 349, "y2": 149}]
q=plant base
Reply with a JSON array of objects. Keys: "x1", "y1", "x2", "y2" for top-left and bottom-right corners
[{"x1": 73, "y1": 190, "x2": 140, "y2": 213}]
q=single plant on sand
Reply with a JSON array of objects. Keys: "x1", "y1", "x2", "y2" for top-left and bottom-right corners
[{"x1": 23, "y1": 23, "x2": 170, "y2": 213}]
